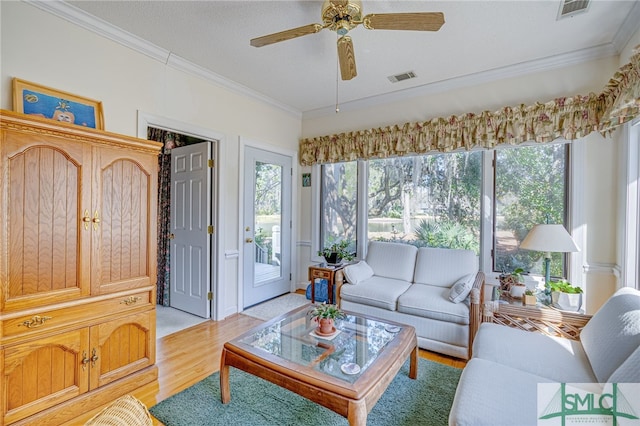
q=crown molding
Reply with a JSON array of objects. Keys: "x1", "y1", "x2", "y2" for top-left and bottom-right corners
[
  {"x1": 612, "y1": 0, "x2": 640, "y2": 52},
  {"x1": 25, "y1": 0, "x2": 302, "y2": 119}
]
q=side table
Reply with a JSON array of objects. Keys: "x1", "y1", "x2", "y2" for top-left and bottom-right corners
[
  {"x1": 308, "y1": 264, "x2": 347, "y2": 305},
  {"x1": 482, "y1": 297, "x2": 591, "y2": 341}
]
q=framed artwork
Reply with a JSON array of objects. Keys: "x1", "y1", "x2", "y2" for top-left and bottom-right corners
[
  {"x1": 12, "y1": 78, "x2": 104, "y2": 130},
  {"x1": 302, "y1": 173, "x2": 311, "y2": 187}
]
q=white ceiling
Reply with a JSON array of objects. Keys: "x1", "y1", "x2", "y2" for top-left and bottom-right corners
[{"x1": 52, "y1": 1, "x2": 640, "y2": 117}]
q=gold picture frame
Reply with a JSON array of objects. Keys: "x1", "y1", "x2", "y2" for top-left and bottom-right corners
[{"x1": 12, "y1": 78, "x2": 104, "y2": 130}]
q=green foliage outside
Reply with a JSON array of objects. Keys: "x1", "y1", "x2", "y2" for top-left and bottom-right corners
[{"x1": 319, "y1": 144, "x2": 568, "y2": 277}]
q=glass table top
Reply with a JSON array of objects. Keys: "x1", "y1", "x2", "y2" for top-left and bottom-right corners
[{"x1": 236, "y1": 306, "x2": 403, "y2": 384}]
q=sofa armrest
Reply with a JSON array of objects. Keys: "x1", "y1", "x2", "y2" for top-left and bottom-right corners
[
  {"x1": 482, "y1": 301, "x2": 592, "y2": 340},
  {"x1": 467, "y1": 271, "x2": 485, "y2": 359}
]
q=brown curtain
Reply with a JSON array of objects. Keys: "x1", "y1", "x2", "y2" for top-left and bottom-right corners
[{"x1": 148, "y1": 128, "x2": 184, "y2": 306}]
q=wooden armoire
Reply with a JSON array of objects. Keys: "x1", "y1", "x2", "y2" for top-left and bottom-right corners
[{"x1": 0, "y1": 110, "x2": 161, "y2": 425}]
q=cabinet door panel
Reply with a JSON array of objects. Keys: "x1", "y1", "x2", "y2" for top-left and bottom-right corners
[
  {"x1": 2, "y1": 329, "x2": 89, "y2": 424},
  {"x1": 1, "y1": 132, "x2": 91, "y2": 312},
  {"x1": 89, "y1": 310, "x2": 154, "y2": 389},
  {"x1": 92, "y1": 148, "x2": 158, "y2": 294}
]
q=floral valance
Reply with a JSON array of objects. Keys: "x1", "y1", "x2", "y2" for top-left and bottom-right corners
[{"x1": 299, "y1": 45, "x2": 640, "y2": 166}]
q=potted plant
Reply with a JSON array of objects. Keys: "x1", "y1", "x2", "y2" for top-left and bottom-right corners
[
  {"x1": 309, "y1": 303, "x2": 346, "y2": 335},
  {"x1": 523, "y1": 288, "x2": 537, "y2": 305},
  {"x1": 318, "y1": 240, "x2": 354, "y2": 265},
  {"x1": 549, "y1": 279, "x2": 583, "y2": 311}
]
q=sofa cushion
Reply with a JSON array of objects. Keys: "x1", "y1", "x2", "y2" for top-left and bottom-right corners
[
  {"x1": 448, "y1": 273, "x2": 475, "y2": 303},
  {"x1": 365, "y1": 241, "x2": 417, "y2": 282},
  {"x1": 413, "y1": 248, "x2": 478, "y2": 288},
  {"x1": 339, "y1": 276, "x2": 411, "y2": 311},
  {"x1": 449, "y1": 358, "x2": 554, "y2": 426},
  {"x1": 608, "y1": 345, "x2": 640, "y2": 383},
  {"x1": 472, "y1": 322, "x2": 597, "y2": 383},
  {"x1": 580, "y1": 287, "x2": 640, "y2": 383},
  {"x1": 397, "y1": 285, "x2": 470, "y2": 325},
  {"x1": 343, "y1": 260, "x2": 374, "y2": 285}
]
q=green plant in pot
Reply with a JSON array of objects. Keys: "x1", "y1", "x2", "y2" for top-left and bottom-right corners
[
  {"x1": 309, "y1": 303, "x2": 346, "y2": 336},
  {"x1": 318, "y1": 240, "x2": 354, "y2": 265},
  {"x1": 549, "y1": 279, "x2": 583, "y2": 311},
  {"x1": 523, "y1": 288, "x2": 537, "y2": 305}
]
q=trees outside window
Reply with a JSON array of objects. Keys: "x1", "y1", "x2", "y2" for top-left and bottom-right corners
[
  {"x1": 317, "y1": 144, "x2": 569, "y2": 277},
  {"x1": 320, "y1": 162, "x2": 357, "y2": 254},
  {"x1": 367, "y1": 153, "x2": 481, "y2": 253},
  {"x1": 494, "y1": 143, "x2": 569, "y2": 277}
]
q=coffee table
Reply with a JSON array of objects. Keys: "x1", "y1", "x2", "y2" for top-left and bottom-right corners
[{"x1": 220, "y1": 305, "x2": 418, "y2": 426}]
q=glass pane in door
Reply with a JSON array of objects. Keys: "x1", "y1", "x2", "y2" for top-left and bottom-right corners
[{"x1": 254, "y1": 161, "x2": 282, "y2": 284}]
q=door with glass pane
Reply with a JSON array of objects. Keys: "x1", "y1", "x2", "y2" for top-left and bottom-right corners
[{"x1": 243, "y1": 147, "x2": 292, "y2": 308}]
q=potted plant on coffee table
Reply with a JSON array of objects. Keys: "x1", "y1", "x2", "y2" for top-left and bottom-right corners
[
  {"x1": 549, "y1": 279, "x2": 583, "y2": 311},
  {"x1": 318, "y1": 240, "x2": 354, "y2": 265},
  {"x1": 309, "y1": 303, "x2": 346, "y2": 336}
]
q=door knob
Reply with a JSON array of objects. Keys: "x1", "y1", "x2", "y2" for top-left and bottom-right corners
[{"x1": 245, "y1": 238, "x2": 254, "y2": 243}]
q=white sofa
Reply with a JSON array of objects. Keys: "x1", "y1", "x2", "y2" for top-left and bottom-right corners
[
  {"x1": 337, "y1": 241, "x2": 485, "y2": 360},
  {"x1": 449, "y1": 286, "x2": 640, "y2": 425}
]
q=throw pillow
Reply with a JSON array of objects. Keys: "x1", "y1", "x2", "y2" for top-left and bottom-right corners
[
  {"x1": 343, "y1": 261, "x2": 374, "y2": 285},
  {"x1": 448, "y1": 273, "x2": 475, "y2": 303}
]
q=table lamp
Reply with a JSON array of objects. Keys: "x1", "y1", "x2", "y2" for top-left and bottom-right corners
[{"x1": 519, "y1": 224, "x2": 580, "y2": 295}]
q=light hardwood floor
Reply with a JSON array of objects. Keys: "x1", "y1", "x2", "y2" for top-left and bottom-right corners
[{"x1": 70, "y1": 310, "x2": 466, "y2": 425}]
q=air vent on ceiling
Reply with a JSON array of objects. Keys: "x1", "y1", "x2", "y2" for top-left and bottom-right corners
[
  {"x1": 558, "y1": 0, "x2": 590, "y2": 19},
  {"x1": 388, "y1": 71, "x2": 417, "y2": 83}
]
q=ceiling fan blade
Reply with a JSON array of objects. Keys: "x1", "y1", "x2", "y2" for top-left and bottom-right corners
[
  {"x1": 337, "y1": 36, "x2": 357, "y2": 81},
  {"x1": 250, "y1": 23, "x2": 324, "y2": 47},
  {"x1": 362, "y1": 12, "x2": 445, "y2": 31}
]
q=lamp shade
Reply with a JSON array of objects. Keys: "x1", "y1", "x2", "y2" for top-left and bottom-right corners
[{"x1": 520, "y1": 224, "x2": 580, "y2": 253}]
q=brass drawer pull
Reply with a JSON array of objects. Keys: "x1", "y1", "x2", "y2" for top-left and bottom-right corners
[
  {"x1": 90, "y1": 348, "x2": 99, "y2": 367},
  {"x1": 81, "y1": 351, "x2": 90, "y2": 370},
  {"x1": 18, "y1": 315, "x2": 53, "y2": 328},
  {"x1": 121, "y1": 296, "x2": 142, "y2": 305}
]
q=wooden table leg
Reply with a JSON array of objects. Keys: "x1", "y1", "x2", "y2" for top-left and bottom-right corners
[
  {"x1": 220, "y1": 349, "x2": 231, "y2": 403},
  {"x1": 347, "y1": 400, "x2": 367, "y2": 426},
  {"x1": 409, "y1": 344, "x2": 418, "y2": 379}
]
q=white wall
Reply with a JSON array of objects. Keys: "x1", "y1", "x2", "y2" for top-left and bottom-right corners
[
  {"x1": 0, "y1": 1, "x2": 302, "y2": 319},
  {"x1": 300, "y1": 51, "x2": 625, "y2": 314}
]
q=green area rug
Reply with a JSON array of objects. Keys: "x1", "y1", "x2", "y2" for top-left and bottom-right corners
[{"x1": 149, "y1": 358, "x2": 461, "y2": 426}]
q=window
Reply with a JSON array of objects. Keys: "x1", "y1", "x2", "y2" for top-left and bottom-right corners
[
  {"x1": 316, "y1": 144, "x2": 571, "y2": 282},
  {"x1": 320, "y1": 161, "x2": 358, "y2": 254},
  {"x1": 493, "y1": 143, "x2": 569, "y2": 277},
  {"x1": 367, "y1": 153, "x2": 481, "y2": 252}
]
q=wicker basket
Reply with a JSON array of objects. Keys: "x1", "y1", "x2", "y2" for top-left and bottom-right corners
[
  {"x1": 498, "y1": 274, "x2": 520, "y2": 292},
  {"x1": 84, "y1": 395, "x2": 152, "y2": 426}
]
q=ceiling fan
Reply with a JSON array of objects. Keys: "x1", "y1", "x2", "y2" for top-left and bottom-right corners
[{"x1": 250, "y1": 0, "x2": 445, "y2": 81}]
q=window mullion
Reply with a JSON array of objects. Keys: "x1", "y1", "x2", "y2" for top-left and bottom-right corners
[{"x1": 356, "y1": 159, "x2": 368, "y2": 260}]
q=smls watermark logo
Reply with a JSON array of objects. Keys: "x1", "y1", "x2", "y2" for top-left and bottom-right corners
[{"x1": 538, "y1": 383, "x2": 640, "y2": 425}]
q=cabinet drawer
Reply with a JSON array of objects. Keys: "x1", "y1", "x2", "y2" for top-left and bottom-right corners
[
  {"x1": 0, "y1": 290, "x2": 152, "y2": 344},
  {"x1": 311, "y1": 270, "x2": 332, "y2": 280}
]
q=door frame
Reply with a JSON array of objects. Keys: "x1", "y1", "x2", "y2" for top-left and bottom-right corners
[
  {"x1": 238, "y1": 137, "x2": 298, "y2": 312},
  {"x1": 137, "y1": 111, "x2": 226, "y2": 320}
]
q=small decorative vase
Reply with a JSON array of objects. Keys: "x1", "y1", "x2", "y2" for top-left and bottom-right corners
[
  {"x1": 509, "y1": 283, "x2": 526, "y2": 299},
  {"x1": 317, "y1": 318, "x2": 334, "y2": 335},
  {"x1": 551, "y1": 291, "x2": 582, "y2": 311},
  {"x1": 523, "y1": 294, "x2": 537, "y2": 305}
]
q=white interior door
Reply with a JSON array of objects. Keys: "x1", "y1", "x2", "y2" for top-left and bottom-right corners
[
  {"x1": 243, "y1": 147, "x2": 292, "y2": 308},
  {"x1": 170, "y1": 142, "x2": 212, "y2": 317}
]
